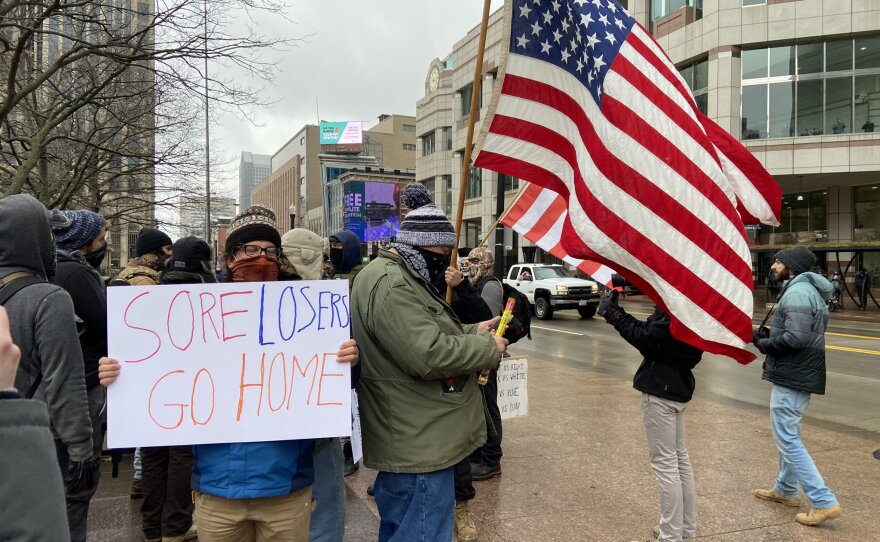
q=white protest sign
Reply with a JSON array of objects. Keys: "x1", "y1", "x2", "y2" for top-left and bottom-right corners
[
  {"x1": 497, "y1": 357, "x2": 528, "y2": 419},
  {"x1": 106, "y1": 280, "x2": 351, "y2": 448}
]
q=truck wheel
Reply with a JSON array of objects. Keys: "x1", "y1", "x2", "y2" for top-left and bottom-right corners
[
  {"x1": 535, "y1": 297, "x2": 553, "y2": 320},
  {"x1": 577, "y1": 305, "x2": 597, "y2": 319}
]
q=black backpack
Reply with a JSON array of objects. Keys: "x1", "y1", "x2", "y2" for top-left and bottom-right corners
[
  {"x1": 0, "y1": 273, "x2": 47, "y2": 398},
  {"x1": 478, "y1": 277, "x2": 531, "y2": 344}
]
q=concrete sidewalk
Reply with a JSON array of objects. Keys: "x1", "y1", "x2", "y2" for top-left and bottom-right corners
[{"x1": 88, "y1": 349, "x2": 879, "y2": 541}]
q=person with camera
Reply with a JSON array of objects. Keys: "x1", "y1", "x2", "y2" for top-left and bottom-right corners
[
  {"x1": 752, "y1": 246, "x2": 842, "y2": 526},
  {"x1": 597, "y1": 287, "x2": 702, "y2": 542}
]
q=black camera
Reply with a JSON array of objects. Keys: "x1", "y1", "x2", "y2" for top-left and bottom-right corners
[{"x1": 611, "y1": 273, "x2": 643, "y2": 296}]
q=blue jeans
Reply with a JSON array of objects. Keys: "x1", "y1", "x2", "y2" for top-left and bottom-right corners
[
  {"x1": 309, "y1": 438, "x2": 345, "y2": 542},
  {"x1": 374, "y1": 467, "x2": 454, "y2": 542},
  {"x1": 134, "y1": 448, "x2": 142, "y2": 480},
  {"x1": 770, "y1": 385, "x2": 838, "y2": 508}
]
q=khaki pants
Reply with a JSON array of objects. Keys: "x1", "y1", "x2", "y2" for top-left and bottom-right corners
[{"x1": 195, "y1": 486, "x2": 314, "y2": 542}]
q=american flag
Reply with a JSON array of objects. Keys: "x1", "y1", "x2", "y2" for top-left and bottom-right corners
[
  {"x1": 502, "y1": 182, "x2": 616, "y2": 288},
  {"x1": 474, "y1": 0, "x2": 781, "y2": 363}
]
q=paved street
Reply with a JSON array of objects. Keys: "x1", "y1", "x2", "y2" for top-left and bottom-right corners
[{"x1": 88, "y1": 300, "x2": 880, "y2": 541}]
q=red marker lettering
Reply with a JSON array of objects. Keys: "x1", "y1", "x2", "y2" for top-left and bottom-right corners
[
  {"x1": 123, "y1": 292, "x2": 161, "y2": 362},
  {"x1": 220, "y1": 290, "x2": 252, "y2": 342}
]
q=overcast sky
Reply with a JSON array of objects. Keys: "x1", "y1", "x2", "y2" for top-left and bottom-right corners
[{"x1": 209, "y1": 0, "x2": 504, "y2": 195}]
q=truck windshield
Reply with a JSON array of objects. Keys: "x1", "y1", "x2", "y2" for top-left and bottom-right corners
[{"x1": 534, "y1": 266, "x2": 573, "y2": 279}]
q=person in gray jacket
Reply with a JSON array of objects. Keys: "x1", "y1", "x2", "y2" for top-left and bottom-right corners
[
  {"x1": 0, "y1": 305, "x2": 70, "y2": 542},
  {"x1": 752, "y1": 246, "x2": 842, "y2": 527},
  {"x1": 0, "y1": 195, "x2": 94, "y2": 513}
]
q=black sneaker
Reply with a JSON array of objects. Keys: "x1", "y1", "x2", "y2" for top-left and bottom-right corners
[
  {"x1": 471, "y1": 462, "x2": 501, "y2": 481},
  {"x1": 367, "y1": 483, "x2": 374, "y2": 497}
]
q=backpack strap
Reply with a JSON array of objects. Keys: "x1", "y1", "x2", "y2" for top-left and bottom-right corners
[{"x1": 0, "y1": 273, "x2": 47, "y2": 398}]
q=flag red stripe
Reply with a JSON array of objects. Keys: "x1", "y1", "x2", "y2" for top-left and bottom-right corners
[
  {"x1": 627, "y1": 26, "x2": 697, "y2": 112},
  {"x1": 477, "y1": 149, "x2": 753, "y2": 342},
  {"x1": 502, "y1": 74, "x2": 749, "y2": 246},
  {"x1": 488, "y1": 110, "x2": 751, "y2": 287},
  {"x1": 611, "y1": 53, "x2": 720, "y2": 164}
]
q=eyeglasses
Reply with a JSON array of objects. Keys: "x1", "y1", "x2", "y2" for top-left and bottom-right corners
[{"x1": 237, "y1": 244, "x2": 280, "y2": 259}]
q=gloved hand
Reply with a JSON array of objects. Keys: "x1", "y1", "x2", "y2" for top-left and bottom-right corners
[
  {"x1": 69, "y1": 456, "x2": 99, "y2": 492},
  {"x1": 597, "y1": 290, "x2": 619, "y2": 318},
  {"x1": 752, "y1": 326, "x2": 770, "y2": 344}
]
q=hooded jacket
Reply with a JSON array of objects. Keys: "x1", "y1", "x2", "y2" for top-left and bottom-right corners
[
  {"x1": 330, "y1": 230, "x2": 364, "y2": 280},
  {"x1": 53, "y1": 249, "x2": 107, "y2": 389},
  {"x1": 604, "y1": 304, "x2": 702, "y2": 403},
  {"x1": 0, "y1": 195, "x2": 93, "y2": 462},
  {"x1": 113, "y1": 253, "x2": 164, "y2": 286},
  {"x1": 757, "y1": 272, "x2": 832, "y2": 394},
  {"x1": 351, "y1": 249, "x2": 500, "y2": 473}
]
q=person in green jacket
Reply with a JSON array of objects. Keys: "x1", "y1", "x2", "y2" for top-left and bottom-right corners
[{"x1": 351, "y1": 184, "x2": 506, "y2": 542}]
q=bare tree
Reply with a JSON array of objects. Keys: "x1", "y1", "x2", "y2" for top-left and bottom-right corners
[{"x1": 0, "y1": 0, "x2": 294, "y2": 229}]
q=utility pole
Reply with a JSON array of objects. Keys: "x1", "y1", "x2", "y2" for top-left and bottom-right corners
[{"x1": 204, "y1": 0, "x2": 212, "y2": 245}]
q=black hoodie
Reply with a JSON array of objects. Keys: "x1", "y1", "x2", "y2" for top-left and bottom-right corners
[
  {"x1": 329, "y1": 230, "x2": 363, "y2": 277},
  {"x1": 0, "y1": 194, "x2": 93, "y2": 461}
]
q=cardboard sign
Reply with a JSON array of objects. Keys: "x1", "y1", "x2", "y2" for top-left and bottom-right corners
[
  {"x1": 497, "y1": 357, "x2": 528, "y2": 419},
  {"x1": 106, "y1": 280, "x2": 352, "y2": 448}
]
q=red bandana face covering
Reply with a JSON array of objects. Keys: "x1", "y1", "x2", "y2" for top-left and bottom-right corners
[{"x1": 229, "y1": 255, "x2": 280, "y2": 282}]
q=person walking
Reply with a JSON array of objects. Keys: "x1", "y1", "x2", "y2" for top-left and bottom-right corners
[
  {"x1": 598, "y1": 292, "x2": 702, "y2": 542},
  {"x1": 350, "y1": 183, "x2": 506, "y2": 542},
  {"x1": 50, "y1": 209, "x2": 110, "y2": 542},
  {"x1": 855, "y1": 268, "x2": 871, "y2": 310},
  {"x1": 752, "y1": 246, "x2": 842, "y2": 526}
]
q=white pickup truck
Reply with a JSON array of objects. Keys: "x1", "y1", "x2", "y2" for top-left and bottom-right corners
[{"x1": 503, "y1": 263, "x2": 600, "y2": 320}]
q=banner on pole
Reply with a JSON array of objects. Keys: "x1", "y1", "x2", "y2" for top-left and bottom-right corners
[{"x1": 106, "y1": 280, "x2": 352, "y2": 448}]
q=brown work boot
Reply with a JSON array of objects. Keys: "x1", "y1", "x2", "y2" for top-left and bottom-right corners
[
  {"x1": 454, "y1": 500, "x2": 479, "y2": 541},
  {"x1": 754, "y1": 488, "x2": 800, "y2": 507},
  {"x1": 795, "y1": 504, "x2": 842, "y2": 526}
]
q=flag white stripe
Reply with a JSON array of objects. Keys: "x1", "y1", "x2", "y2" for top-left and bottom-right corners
[
  {"x1": 483, "y1": 130, "x2": 752, "y2": 323},
  {"x1": 508, "y1": 187, "x2": 557, "y2": 233},
  {"x1": 715, "y1": 145, "x2": 781, "y2": 227},
  {"x1": 494, "y1": 69, "x2": 750, "y2": 271},
  {"x1": 630, "y1": 25, "x2": 698, "y2": 110}
]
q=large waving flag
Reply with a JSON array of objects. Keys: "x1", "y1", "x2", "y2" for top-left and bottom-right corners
[
  {"x1": 502, "y1": 182, "x2": 616, "y2": 287},
  {"x1": 475, "y1": 0, "x2": 780, "y2": 364}
]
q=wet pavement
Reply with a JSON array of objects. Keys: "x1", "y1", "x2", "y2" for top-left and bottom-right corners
[{"x1": 88, "y1": 300, "x2": 880, "y2": 541}]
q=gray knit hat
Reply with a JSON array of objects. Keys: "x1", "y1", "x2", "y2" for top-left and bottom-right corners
[
  {"x1": 226, "y1": 204, "x2": 281, "y2": 250},
  {"x1": 774, "y1": 245, "x2": 816, "y2": 276},
  {"x1": 395, "y1": 184, "x2": 456, "y2": 247}
]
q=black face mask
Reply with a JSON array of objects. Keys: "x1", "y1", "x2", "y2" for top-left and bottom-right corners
[
  {"x1": 415, "y1": 247, "x2": 451, "y2": 291},
  {"x1": 85, "y1": 244, "x2": 107, "y2": 270},
  {"x1": 330, "y1": 247, "x2": 344, "y2": 269}
]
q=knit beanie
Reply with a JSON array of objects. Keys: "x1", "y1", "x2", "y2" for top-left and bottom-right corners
[
  {"x1": 226, "y1": 205, "x2": 281, "y2": 250},
  {"x1": 281, "y1": 228, "x2": 325, "y2": 280},
  {"x1": 774, "y1": 245, "x2": 816, "y2": 276},
  {"x1": 135, "y1": 227, "x2": 172, "y2": 257},
  {"x1": 165, "y1": 236, "x2": 214, "y2": 277},
  {"x1": 395, "y1": 184, "x2": 456, "y2": 247},
  {"x1": 52, "y1": 209, "x2": 105, "y2": 252}
]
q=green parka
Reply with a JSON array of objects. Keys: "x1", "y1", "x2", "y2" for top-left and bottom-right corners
[{"x1": 351, "y1": 249, "x2": 500, "y2": 473}]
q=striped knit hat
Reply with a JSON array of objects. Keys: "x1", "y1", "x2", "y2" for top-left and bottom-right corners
[
  {"x1": 395, "y1": 184, "x2": 456, "y2": 247},
  {"x1": 226, "y1": 204, "x2": 281, "y2": 250}
]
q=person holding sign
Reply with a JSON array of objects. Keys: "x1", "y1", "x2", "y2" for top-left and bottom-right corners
[
  {"x1": 598, "y1": 292, "x2": 702, "y2": 542},
  {"x1": 100, "y1": 206, "x2": 360, "y2": 542},
  {"x1": 351, "y1": 184, "x2": 506, "y2": 542}
]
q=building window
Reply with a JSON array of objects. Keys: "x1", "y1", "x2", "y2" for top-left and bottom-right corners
[
  {"x1": 499, "y1": 173, "x2": 519, "y2": 192},
  {"x1": 137, "y1": 2, "x2": 148, "y2": 14},
  {"x1": 402, "y1": 143, "x2": 416, "y2": 151},
  {"x1": 444, "y1": 175, "x2": 453, "y2": 215},
  {"x1": 421, "y1": 178, "x2": 435, "y2": 200},
  {"x1": 444, "y1": 127, "x2": 452, "y2": 150},
  {"x1": 651, "y1": 0, "x2": 701, "y2": 21},
  {"x1": 742, "y1": 0, "x2": 765, "y2": 6},
  {"x1": 460, "y1": 82, "x2": 482, "y2": 119},
  {"x1": 465, "y1": 167, "x2": 482, "y2": 199},
  {"x1": 300, "y1": 137, "x2": 305, "y2": 145},
  {"x1": 741, "y1": 37, "x2": 880, "y2": 140},
  {"x1": 422, "y1": 132, "x2": 435, "y2": 156},
  {"x1": 854, "y1": 184, "x2": 880, "y2": 241},
  {"x1": 678, "y1": 58, "x2": 708, "y2": 114},
  {"x1": 759, "y1": 191, "x2": 827, "y2": 244},
  {"x1": 402, "y1": 124, "x2": 416, "y2": 132}
]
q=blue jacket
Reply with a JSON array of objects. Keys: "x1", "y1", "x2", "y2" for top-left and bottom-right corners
[
  {"x1": 757, "y1": 272, "x2": 831, "y2": 395},
  {"x1": 192, "y1": 440, "x2": 314, "y2": 499}
]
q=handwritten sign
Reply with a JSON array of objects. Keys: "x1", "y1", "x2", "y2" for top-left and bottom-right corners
[
  {"x1": 497, "y1": 357, "x2": 528, "y2": 419},
  {"x1": 106, "y1": 280, "x2": 352, "y2": 448}
]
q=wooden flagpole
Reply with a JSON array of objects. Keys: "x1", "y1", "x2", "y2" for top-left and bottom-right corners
[
  {"x1": 448, "y1": 0, "x2": 492, "y2": 304},
  {"x1": 476, "y1": 183, "x2": 526, "y2": 249}
]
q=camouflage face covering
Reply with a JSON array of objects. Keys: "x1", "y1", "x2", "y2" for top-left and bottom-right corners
[{"x1": 466, "y1": 246, "x2": 495, "y2": 285}]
